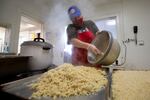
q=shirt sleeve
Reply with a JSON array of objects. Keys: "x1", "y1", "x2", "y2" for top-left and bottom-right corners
[
  {"x1": 84, "y1": 20, "x2": 99, "y2": 35},
  {"x1": 66, "y1": 24, "x2": 77, "y2": 44}
]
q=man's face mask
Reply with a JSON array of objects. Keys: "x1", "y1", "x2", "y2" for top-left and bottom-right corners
[{"x1": 72, "y1": 16, "x2": 83, "y2": 26}]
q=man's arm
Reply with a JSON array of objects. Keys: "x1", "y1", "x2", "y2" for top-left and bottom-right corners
[{"x1": 70, "y1": 38, "x2": 101, "y2": 55}]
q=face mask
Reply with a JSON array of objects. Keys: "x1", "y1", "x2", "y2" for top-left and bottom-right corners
[{"x1": 72, "y1": 16, "x2": 83, "y2": 26}]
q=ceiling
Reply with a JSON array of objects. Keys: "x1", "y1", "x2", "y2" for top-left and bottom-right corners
[
  {"x1": 33, "y1": 0, "x2": 122, "y2": 9},
  {"x1": 20, "y1": 16, "x2": 41, "y2": 32},
  {"x1": 20, "y1": 0, "x2": 122, "y2": 32}
]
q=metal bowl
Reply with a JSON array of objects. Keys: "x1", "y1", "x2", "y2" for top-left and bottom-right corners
[{"x1": 87, "y1": 30, "x2": 120, "y2": 66}]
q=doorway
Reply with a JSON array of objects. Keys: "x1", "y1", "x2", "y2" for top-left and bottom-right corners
[
  {"x1": 0, "y1": 26, "x2": 10, "y2": 53},
  {"x1": 18, "y1": 16, "x2": 43, "y2": 53},
  {"x1": 0, "y1": 27, "x2": 6, "y2": 52}
]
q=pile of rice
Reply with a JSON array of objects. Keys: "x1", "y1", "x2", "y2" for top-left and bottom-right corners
[
  {"x1": 30, "y1": 63, "x2": 107, "y2": 99},
  {"x1": 112, "y1": 70, "x2": 150, "y2": 100}
]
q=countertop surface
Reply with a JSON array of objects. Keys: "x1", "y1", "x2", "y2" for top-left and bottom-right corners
[
  {"x1": 0, "y1": 73, "x2": 108, "y2": 100},
  {"x1": 0, "y1": 55, "x2": 31, "y2": 58}
]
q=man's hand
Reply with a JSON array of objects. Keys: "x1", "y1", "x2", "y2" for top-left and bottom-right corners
[
  {"x1": 96, "y1": 31, "x2": 101, "y2": 35},
  {"x1": 71, "y1": 38, "x2": 104, "y2": 55},
  {"x1": 87, "y1": 44, "x2": 104, "y2": 55}
]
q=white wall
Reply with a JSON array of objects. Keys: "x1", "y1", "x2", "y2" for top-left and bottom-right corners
[
  {"x1": 43, "y1": 2, "x2": 69, "y2": 65},
  {"x1": 122, "y1": 0, "x2": 150, "y2": 69},
  {"x1": 0, "y1": 1, "x2": 2, "y2": 21},
  {"x1": 89, "y1": 0, "x2": 150, "y2": 69}
]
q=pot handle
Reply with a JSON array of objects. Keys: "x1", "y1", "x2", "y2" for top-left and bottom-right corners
[
  {"x1": 34, "y1": 33, "x2": 45, "y2": 42},
  {"x1": 34, "y1": 38, "x2": 45, "y2": 42},
  {"x1": 42, "y1": 46, "x2": 50, "y2": 50}
]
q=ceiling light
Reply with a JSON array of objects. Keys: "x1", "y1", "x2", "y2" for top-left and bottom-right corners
[
  {"x1": 106, "y1": 20, "x2": 116, "y2": 26},
  {"x1": 26, "y1": 24, "x2": 35, "y2": 28}
]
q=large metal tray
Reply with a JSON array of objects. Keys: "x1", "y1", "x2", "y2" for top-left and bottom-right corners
[
  {"x1": 0, "y1": 72, "x2": 109, "y2": 100},
  {"x1": 108, "y1": 66, "x2": 150, "y2": 100}
]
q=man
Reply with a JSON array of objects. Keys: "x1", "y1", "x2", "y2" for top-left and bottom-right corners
[{"x1": 66, "y1": 5, "x2": 102, "y2": 67}]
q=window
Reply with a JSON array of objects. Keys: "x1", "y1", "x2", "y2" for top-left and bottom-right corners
[
  {"x1": 64, "y1": 27, "x2": 72, "y2": 55},
  {"x1": 0, "y1": 27, "x2": 6, "y2": 52},
  {"x1": 63, "y1": 26, "x2": 72, "y2": 63},
  {"x1": 0, "y1": 26, "x2": 9, "y2": 53},
  {"x1": 95, "y1": 17, "x2": 117, "y2": 39},
  {"x1": 18, "y1": 16, "x2": 43, "y2": 53}
]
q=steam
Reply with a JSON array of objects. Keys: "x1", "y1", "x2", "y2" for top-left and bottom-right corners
[
  {"x1": 45, "y1": 0, "x2": 98, "y2": 34},
  {"x1": 72, "y1": 0, "x2": 98, "y2": 18},
  {"x1": 42, "y1": 0, "x2": 100, "y2": 64}
]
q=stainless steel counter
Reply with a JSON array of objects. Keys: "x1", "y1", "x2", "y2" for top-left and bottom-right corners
[{"x1": 1, "y1": 73, "x2": 109, "y2": 100}]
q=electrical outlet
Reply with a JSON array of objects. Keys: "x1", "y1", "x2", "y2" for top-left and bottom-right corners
[{"x1": 138, "y1": 40, "x2": 144, "y2": 46}]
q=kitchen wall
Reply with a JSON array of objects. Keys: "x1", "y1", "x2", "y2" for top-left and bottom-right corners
[
  {"x1": 122, "y1": 0, "x2": 150, "y2": 69},
  {"x1": 0, "y1": 1, "x2": 2, "y2": 21},
  {"x1": 91, "y1": 0, "x2": 150, "y2": 70},
  {"x1": 0, "y1": 0, "x2": 150, "y2": 69}
]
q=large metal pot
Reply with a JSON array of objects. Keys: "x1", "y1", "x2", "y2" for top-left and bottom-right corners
[
  {"x1": 87, "y1": 30, "x2": 120, "y2": 66},
  {"x1": 20, "y1": 38, "x2": 53, "y2": 70}
]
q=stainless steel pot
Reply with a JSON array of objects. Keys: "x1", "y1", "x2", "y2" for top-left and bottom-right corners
[
  {"x1": 20, "y1": 38, "x2": 53, "y2": 70},
  {"x1": 87, "y1": 31, "x2": 120, "y2": 66}
]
